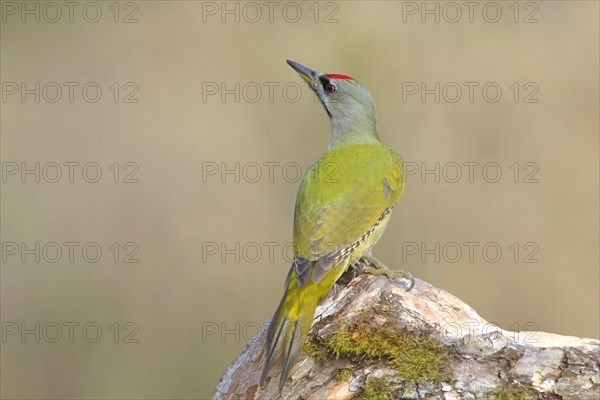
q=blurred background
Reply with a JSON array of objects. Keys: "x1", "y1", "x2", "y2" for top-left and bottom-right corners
[{"x1": 1, "y1": 1, "x2": 598, "y2": 399}]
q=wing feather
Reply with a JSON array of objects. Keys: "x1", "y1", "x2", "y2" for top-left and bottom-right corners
[{"x1": 291, "y1": 145, "x2": 404, "y2": 285}]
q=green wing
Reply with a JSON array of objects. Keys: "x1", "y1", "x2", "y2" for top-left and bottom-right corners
[{"x1": 292, "y1": 144, "x2": 404, "y2": 287}]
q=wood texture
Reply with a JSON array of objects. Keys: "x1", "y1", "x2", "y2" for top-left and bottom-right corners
[{"x1": 214, "y1": 272, "x2": 600, "y2": 399}]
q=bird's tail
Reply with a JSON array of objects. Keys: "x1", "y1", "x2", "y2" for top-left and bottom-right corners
[{"x1": 260, "y1": 270, "x2": 320, "y2": 391}]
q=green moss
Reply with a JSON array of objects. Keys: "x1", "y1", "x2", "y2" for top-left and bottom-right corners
[
  {"x1": 490, "y1": 384, "x2": 539, "y2": 400},
  {"x1": 336, "y1": 368, "x2": 353, "y2": 381},
  {"x1": 303, "y1": 336, "x2": 327, "y2": 362},
  {"x1": 329, "y1": 315, "x2": 451, "y2": 385},
  {"x1": 307, "y1": 306, "x2": 452, "y2": 392},
  {"x1": 361, "y1": 378, "x2": 390, "y2": 400}
]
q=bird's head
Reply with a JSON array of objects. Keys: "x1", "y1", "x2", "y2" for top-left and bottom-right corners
[{"x1": 287, "y1": 60, "x2": 381, "y2": 147}]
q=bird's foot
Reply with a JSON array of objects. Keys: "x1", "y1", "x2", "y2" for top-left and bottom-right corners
[
  {"x1": 351, "y1": 258, "x2": 371, "y2": 279},
  {"x1": 360, "y1": 255, "x2": 415, "y2": 291}
]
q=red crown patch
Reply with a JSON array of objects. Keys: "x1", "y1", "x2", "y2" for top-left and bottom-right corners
[{"x1": 326, "y1": 74, "x2": 353, "y2": 80}]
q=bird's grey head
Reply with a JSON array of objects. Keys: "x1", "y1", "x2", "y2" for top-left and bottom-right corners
[{"x1": 287, "y1": 60, "x2": 380, "y2": 147}]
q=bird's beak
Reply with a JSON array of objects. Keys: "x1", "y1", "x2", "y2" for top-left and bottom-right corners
[{"x1": 287, "y1": 60, "x2": 320, "y2": 89}]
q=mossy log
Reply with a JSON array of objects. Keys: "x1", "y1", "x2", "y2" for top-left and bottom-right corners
[{"x1": 214, "y1": 271, "x2": 599, "y2": 399}]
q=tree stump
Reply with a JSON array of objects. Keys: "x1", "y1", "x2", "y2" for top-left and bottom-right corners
[{"x1": 214, "y1": 271, "x2": 600, "y2": 399}]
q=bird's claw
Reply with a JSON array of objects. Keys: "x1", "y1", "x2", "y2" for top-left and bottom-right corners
[
  {"x1": 351, "y1": 258, "x2": 370, "y2": 278},
  {"x1": 360, "y1": 255, "x2": 415, "y2": 292}
]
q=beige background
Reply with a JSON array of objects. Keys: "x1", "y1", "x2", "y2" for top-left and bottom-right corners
[{"x1": 1, "y1": 1, "x2": 598, "y2": 399}]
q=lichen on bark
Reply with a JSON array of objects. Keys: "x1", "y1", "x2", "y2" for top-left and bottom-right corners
[{"x1": 214, "y1": 271, "x2": 600, "y2": 400}]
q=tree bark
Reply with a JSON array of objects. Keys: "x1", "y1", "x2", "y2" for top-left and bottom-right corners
[{"x1": 214, "y1": 272, "x2": 600, "y2": 399}]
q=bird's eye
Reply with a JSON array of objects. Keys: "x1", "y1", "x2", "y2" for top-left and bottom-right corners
[{"x1": 324, "y1": 83, "x2": 337, "y2": 95}]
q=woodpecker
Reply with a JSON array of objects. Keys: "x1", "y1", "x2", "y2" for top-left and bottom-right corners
[{"x1": 261, "y1": 60, "x2": 414, "y2": 391}]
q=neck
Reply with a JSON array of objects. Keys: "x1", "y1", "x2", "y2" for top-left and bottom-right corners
[{"x1": 327, "y1": 114, "x2": 382, "y2": 150}]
